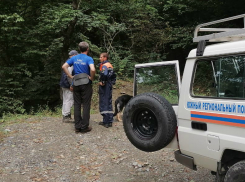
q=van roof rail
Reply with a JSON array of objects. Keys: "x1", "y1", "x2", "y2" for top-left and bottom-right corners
[{"x1": 193, "y1": 14, "x2": 245, "y2": 42}]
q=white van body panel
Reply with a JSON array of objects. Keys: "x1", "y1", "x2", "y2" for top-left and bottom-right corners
[{"x1": 177, "y1": 40, "x2": 245, "y2": 171}]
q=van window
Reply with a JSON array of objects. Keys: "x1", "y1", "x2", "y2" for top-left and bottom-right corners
[
  {"x1": 135, "y1": 64, "x2": 179, "y2": 104},
  {"x1": 192, "y1": 55, "x2": 245, "y2": 99}
]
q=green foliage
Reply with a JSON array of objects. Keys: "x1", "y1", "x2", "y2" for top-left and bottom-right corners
[
  {"x1": 0, "y1": 97, "x2": 25, "y2": 115},
  {"x1": 0, "y1": 0, "x2": 244, "y2": 115}
]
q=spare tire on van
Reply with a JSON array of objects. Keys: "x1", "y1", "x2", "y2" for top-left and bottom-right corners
[{"x1": 123, "y1": 93, "x2": 177, "y2": 152}]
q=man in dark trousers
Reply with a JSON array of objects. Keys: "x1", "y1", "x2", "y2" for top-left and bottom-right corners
[
  {"x1": 62, "y1": 42, "x2": 95, "y2": 133},
  {"x1": 98, "y1": 53, "x2": 116, "y2": 128}
]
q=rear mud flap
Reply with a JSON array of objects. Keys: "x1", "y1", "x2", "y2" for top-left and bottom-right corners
[{"x1": 174, "y1": 150, "x2": 197, "y2": 170}]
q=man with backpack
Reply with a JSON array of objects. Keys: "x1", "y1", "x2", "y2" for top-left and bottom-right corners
[{"x1": 60, "y1": 50, "x2": 78, "y2": 122}]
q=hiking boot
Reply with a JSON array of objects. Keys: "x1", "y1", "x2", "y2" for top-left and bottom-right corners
[
  {"x1": 63, "y1": 115, "x2": 74, "y2": 123},
  {"x1": 68, "y1": 113, "x2": 72, "y2": 119},
  {"x1": 99, "y1": 121, "x2": 105, "y2": 125},
  {"x1": 75, "y1": 126, "x2": 92, "y2": 133},
  {"x1": 104, "y1": 122, "x2": 112, "y2": 128}
]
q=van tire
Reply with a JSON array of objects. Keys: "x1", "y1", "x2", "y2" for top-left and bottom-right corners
[
  {"x1": 123, "y1": 93, "x2": 177, "y2": 152},
  {"x1": 224, "y1": 160, "x2": 245, "y2": 182}
]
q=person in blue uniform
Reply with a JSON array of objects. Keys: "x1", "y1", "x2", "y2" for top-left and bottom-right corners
[
  {"x1": 98, "y1": 53, "x2": 116, "y2": 128},
  {"x1": 62, "y1": 42, "x2": 95, "y2": 133}
]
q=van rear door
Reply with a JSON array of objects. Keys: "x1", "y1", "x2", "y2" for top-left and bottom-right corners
[{"x1": 134, "y1": 60, "x2": 181, "y2": 115}]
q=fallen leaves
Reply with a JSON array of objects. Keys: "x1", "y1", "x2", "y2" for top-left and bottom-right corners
[
  {"x1": 132, "y1": 160, "x2": 149, "y2": 168},
  {"x1": 33, "y1": 138, "x2": 43, "y2": 144},
  {"x1": 80, "y1": 164, "x2": 103, "y2": 181}
]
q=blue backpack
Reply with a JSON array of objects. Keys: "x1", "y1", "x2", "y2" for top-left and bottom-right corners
[{"x1": 59, "y1": 71, "x2": 70, "y2": 88}]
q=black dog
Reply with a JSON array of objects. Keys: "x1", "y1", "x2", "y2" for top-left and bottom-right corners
[{"x1": 113, "y1": 94, "x2": 133, "y2": 122}]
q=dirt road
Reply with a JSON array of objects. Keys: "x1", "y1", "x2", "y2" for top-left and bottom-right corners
[{"x1": 0, "y1": 114, "x2": 215, "y2": 182}]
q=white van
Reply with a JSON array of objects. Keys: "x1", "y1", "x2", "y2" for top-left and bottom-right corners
[{"x1": 123, "y1": 14, "x2": 245, "y2": 182}]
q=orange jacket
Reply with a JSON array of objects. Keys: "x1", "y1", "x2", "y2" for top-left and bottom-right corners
[{"x1": 100, "y1": 62, "x2": 113, "y2": 71}]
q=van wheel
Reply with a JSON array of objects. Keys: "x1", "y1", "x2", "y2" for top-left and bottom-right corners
[
  {"x1": 123, "y1": 93, "x2": 177, "y2": 152},
  {"x1": 224, "y1": 160, "x2": 245, "y2": 182}
]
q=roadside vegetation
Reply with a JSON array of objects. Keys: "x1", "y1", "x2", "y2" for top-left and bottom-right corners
[
  {"x1": 1, "y1": 0, "x2": 244, "y2": 117},
  {"x1": 0, "y1": 105, "x2": 61, "y2": 141},
  {"x1": 0, "y1": 79, "x2": 133, "y2": 141}
]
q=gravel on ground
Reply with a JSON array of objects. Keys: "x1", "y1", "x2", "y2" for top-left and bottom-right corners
[{"x1": 0, "y1": 114, "x2": 215, "y2": 182}]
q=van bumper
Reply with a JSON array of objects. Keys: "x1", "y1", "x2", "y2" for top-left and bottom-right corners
[{"x1": 174, "y1": 150, "x2": 197, "y2": 170}]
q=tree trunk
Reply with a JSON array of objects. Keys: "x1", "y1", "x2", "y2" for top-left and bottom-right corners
[
  {"x1": 60, "y1": 0, "x2": 81, "y2": 100},
  {"x1": 60, "y1": 0, "x2": 80, "y2": 67}
]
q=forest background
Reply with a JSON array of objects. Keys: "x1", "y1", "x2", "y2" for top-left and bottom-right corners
[{"x1": 1, "y1": 0, "x2": 245, "y2": 116}]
